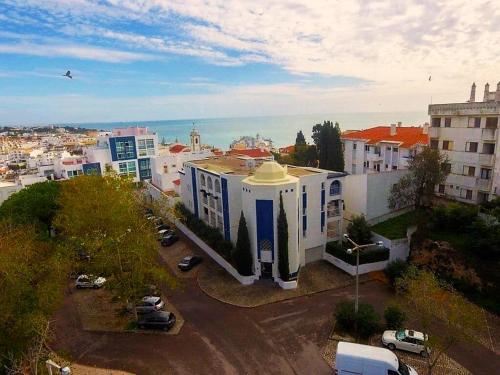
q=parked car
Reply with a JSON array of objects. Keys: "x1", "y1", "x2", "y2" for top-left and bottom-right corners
[
  {"x1": 158, "y1": 228, "x2": 175, "y2": 240},
  {"x1": 178, "y1": 256, "x2": 203, "y2": 271},
  {"x1": 75, "y1": 274, "x2": 106, "y2": 289},
  {"x1": 161, "y1": 233, "x2": 179, "y2": 247},
  {"x1": 146, "y1": 215, "x2": 157, "y2": 221},
  {"x1": 137, "y1": 311, "x2": 176, "y2": 331},
  {"x1": 135, "y1": 296, "x2": 165, "y2": 314},
  {"x1": 382, "y1": 329, "x2": 430, "y2": 357},
  {"x1": 335, "y1": 342, "x2": 418, "y2": 375}
]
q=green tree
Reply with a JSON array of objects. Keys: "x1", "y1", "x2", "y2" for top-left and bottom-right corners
[
  {"x1": 0, "y1": 221, "x2": 68, "y2": 373},
  {"x1": 346, "y1": 215, "x2": 372, "y2": 245},
  {"x1": 233, "y1": 212, "x2": 253, "y2": 276},
  {"x1": 389, "y1": 147, "x2": 449, "y2": 209},
  {"x1": 277, "y1": 193, "x2": 290, "y2": 281},
  {"x1": 54, "y1": 174, "x2": 173, "y2": 319},
  {"x1": 396, "y1": 270, "x2": 484, "y2": 374},
  {"x1": 295, "y1": 130, "x2": 306, "y2": 146},
  {"x1": 0, "y1": 181, "x2": 60, "y2": 234},
  {"x1": 312, "y1": 121, "x2": 344, "y2": 171}
]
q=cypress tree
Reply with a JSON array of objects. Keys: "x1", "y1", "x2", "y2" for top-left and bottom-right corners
[
  {"x1": 277, "y1": 193, "x2": 290, "y2": 281},
  {"x1": 234, "y1": 211, "x2": 253, "y2": 276},
  {"x1": 312, "y1": 120, "x2": 344, "y2": 172},
  {"x1": 295, "y1": 130, "x2": 306, "y2": 146}
]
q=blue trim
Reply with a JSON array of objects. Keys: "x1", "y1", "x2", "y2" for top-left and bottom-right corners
[
  {"x1": 109, "y1": 136, "x2": 137, "y2": 161},
  {"x1": 221, "y1": 178, "x2": 230, "y2": 241},
  {"x1": 191, "y1": 168, "x2": 199, "y2": 218},
  {"x1": 303, "y1": 215, "x2": 307, "y2": 232},
  {"x1": 138, "y1": 158, "x2": 152, "y2": 180},
  {"x1": 256, "y1": 200, "x2": 274, "y2": 261},
  {"x1": 321, "y1": 211, "x2": 325, "y2": 232},
  {"x1": 302, "y1": 192, "x2": 307, "y2": 214},
  {"x1": 321, "y1": 189, "x2": 325, "y2": 206},
  {"x1": 82, "y1": 162, "x2": 101, "y2": 176}
]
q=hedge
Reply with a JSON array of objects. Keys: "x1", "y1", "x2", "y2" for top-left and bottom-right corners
[
  {"x1": 175, "y1": 202, "x2": 234, "y2": 262},
  {"x1": 326, "y1": 241, "x2": 389, "y2": 265}
]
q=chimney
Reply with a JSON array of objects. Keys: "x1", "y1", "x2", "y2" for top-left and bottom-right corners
[
  {"x1": 469, "y1": 82, "x2": 476, "y2": 102},
  {"x1": 422, "y1": 122, "x2": 429, "y2": 134},
  {"x1": 484, "y1": 83, "x2": 490, "y2": 102},
  {"x1": 390, "y1": 123, "x2": 397, "y2": 136},
  {"x1": 496, "y1": 82, "x2": 500, "y2": 102}
]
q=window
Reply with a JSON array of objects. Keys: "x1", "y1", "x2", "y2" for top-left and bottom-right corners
[
  {"x1": 469, "y1": 117, "x2": 481, "y2": 128},
  {"x1": 463, "y1": 166, "x2": 475, "y2": 177},
  {"x1": 327, "y1": 200, "x2": 341, "y2": 218},
  {"x1": 466, "y1": 142, "x2": 478, "y2": 153},
  {"x1": 215, "y1": 179, "x2": 221, "y2": 193},
  {"x1": 481, "y1": 168, "x2": 492, "y2": 180},
  {"x1": 442, "y1": 140, "x2": 453, "y2": 150},
  {"x1": 137, "y1": 139, "x2": 155, "y2": 157},
  {"x1": 365, "y1": 145, "x2": 370, "y2": 152},
  {"x1": 207, "y1": 177, "x2": 213, "y2": 190},
  {"x1": 444, "y1": 117, "x2": 451, "y2": 127},
  {"x1": 466, "y1": 189, "x2": 473, "y2": 200},
  {"x1": 353, "y1": 143, "x2": 357, "y2": 150},
  {"x1": 430, "y1": 139, "x2": 439, "y2": 149},
  {"x1": 482, "y1": 143, "x2": 495, "y2": 155},
  {"x1": 138, "y1": 158, "x2": 151, "y2": 179},
  {"x1": 486, "y1": 117, "x2": 498, "y2": 129},
  {"x1": 330, "y1": 180, "x2": 341, "y2": 196},
  {"x1": 115, "y1": 140, "x2": 135, "y2": 160},
  {"x1": 438, "y1": 184, "x2": 445, "y2": 194},
  {"x1": 431, "y1": 117, "x2": 441, "y2": 127},
  {"x1": 443, "y1": 162, "x2": 451, "y2": 174},
  {"x1": 392, "y1": 147, "x2": 398, "y2": 152},
  {"x1": 200, "y1": 174, "x2": 206, "y2": 187},
  {"x1": 118, "y1": 161, "x2": 136, "y2": 177},
  {"x1": 67, "y1": 170, "x2": 82, "y2": 178}
]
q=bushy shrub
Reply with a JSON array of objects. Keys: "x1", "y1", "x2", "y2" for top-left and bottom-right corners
[
  {"x1": 384, "y1": 304, "x2": 406, "y2": 329},
  {"x1": 326, "y1": 241, "x2": 389, "y2": 265},
  {"x1": 335, "y1": 301, "x2": 381, "y2": 339},
  {"x1": 430, "y1": 203, "x2": 477, "y2": 232},
  {"x1": 347, "y1": 215, "x2": 372, "y2": 245},
  {"x1": 384, "y1": 260, "x2": 409, "y2": 286}
]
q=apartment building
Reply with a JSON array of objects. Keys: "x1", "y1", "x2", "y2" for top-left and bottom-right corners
[
  {"x1": 341, "y1": 124, "x2": 429, "y2": 174},
  {"x1": 428, "y1": 82, "x2": 500, "y2": 204},
  {"x1": 179, "y1": 155, "x2": 345, "y2": 283}
]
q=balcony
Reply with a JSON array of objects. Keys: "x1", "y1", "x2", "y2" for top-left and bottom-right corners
[
  {"x1": 479, "y1": 153, "x2": 495, "y2": 166},
  {"x1": 477, "y1": 178, "x2": 492, "y2": 191},
  {"x1": 482, "y1": 128, "x2": 497, "y2": 141}
]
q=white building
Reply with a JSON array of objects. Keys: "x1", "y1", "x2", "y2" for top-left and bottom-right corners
[
  {"x1": 179, "y1": 155, "x2": 345, "y2": 283},
  {"x1": 342, "y1": 124, "x2": 429, "y2": 174},
  {"x1": 429, "y1": 82, "x2": 500, "y2": 204}
]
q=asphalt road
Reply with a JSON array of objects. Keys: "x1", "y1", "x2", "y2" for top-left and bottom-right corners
[{"x1": 53, "y1": 239, "x2": 500, "y2": 375}]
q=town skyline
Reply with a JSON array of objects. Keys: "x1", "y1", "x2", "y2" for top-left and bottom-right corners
[{"x1": 1, "y1": 1, "x2": 499, "y2": 124}]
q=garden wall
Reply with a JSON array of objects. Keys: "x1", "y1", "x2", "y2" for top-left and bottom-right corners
[
  {"x1": 323, "y1": 252, "x2": 389, "y2": 276},
  {"x1": 371, "y1": 225, "x2": 415, "y2": 262},
  {"x1": 175, "y1": 220, "x2": 259, "y2": 286}
]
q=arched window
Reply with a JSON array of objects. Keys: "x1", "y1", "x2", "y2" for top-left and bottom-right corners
[
  {"x1": 215, "y1": 179, "x2": 221, "y2": 193},
  {"x1": 200, "y1": 174, "x2": 206, "y2": 187},
  {"x1": 207, "y1": 176, "x2": 213, "y2": 190},
  {"x1": 330, "y1": 180, "x2": 341, "y2": 196}
]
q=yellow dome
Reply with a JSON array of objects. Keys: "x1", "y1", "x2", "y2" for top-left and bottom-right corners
[{"x1": 250, "y1": 161, "x2": 288, "y2": 183}]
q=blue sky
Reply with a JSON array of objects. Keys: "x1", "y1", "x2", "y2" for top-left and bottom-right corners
[{"x1": 0, "y1": 1, "x2": 499, "y2": 125}]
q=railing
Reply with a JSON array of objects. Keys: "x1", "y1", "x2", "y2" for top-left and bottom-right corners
[
  {"x1": 477, "y1": 178, "x2": 492, "y2": 191},
  {"x1": 482, "y1": 128, "x2": 497, "y2": 140},
  {"x1": 479, "y1": 153, "x2": 495, "y2": 166}
]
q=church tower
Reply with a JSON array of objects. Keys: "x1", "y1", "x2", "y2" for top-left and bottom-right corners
[{"x1": 190, "y1": 126, "x2": 201, "y2": 152}]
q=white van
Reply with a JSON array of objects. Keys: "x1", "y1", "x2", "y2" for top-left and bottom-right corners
[{"x1": 335, "y1": 342, "x2": 418, "y2": 375}]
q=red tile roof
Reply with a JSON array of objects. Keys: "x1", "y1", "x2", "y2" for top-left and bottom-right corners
[
  {"x1": 341, "y1": 126, "x2": 429, "y2": 148},
  {"x1": 279, "y1": 145, "x2": 295, "y2": 154},
  {"x1": 172, "y1": 179, "x2": 181, "y2": 186},
  {"x1": 169, "y1": 144, "x2": 189, "y2": 153},
  {"x1": 226, "y1": 148, "x2": 273, "y2": 158}
]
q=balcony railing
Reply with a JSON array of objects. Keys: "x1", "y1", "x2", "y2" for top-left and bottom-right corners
[
  {"x1": 482, "y1": 128, "x2": 497, "y2": 141},
  {"x1": 477, "y1": 178, "x2": 492, "y2": 191},
  {"x1": 479, "y1": 153, "x2": 495, "y2": 166}
]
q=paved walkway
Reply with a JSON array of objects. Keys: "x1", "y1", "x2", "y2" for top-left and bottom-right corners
[{"x1": 52, "y1": 236, "x2": 500, "y2": 375}]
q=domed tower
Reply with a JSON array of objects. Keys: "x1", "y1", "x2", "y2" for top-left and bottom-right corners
[
  {"x1": 241, "y1": 162, "x2": 299, "y2": 282},
  {"x1": 190, "y1": 126, "x2": 201, "y2": 152}
]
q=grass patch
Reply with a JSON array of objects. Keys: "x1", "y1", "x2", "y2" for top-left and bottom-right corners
[
  {"x1": 326, "y1": 241, "x2": 389, "y2": 265},
  {"x1": 371, "y1": 210, "x2": 425, "y2": 239}
]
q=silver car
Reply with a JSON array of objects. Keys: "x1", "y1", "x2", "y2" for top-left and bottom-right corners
[
  {"x1": 75, "y1": 274, "x2": 106, "y2": 289},
  {"x1": 382, "y1": 329, "x2": 430, "y2": 357},
  {"x1": 135, "y1": 296, "x2": 165, "y2": 314}
]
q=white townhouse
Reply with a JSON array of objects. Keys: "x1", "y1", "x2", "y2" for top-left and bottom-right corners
[
  {"x1": 341, "y1": 123, "x2": 429, "y2": 174},
  {"x1": 84, "y1": 126, "x2": 159, "y2": 182},
  {"x1": 179, "y1": 155, "x2": 345, "y2": 283},
  {"x1": 428, "y1": 82, "x2": 500, "y2": 204}
]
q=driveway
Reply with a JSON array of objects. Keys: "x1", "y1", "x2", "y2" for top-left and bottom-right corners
[{"x1": 52, "y1": 236, "x2": 500, "y2": 375}]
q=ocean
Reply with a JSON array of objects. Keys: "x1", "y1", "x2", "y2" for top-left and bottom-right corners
[{"x1": 70, "y1": 111, "x2": 428, "y2": 149}]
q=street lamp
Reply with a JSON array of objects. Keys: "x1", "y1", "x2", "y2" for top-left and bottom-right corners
[{"x1": 344, "y1": 233, "x2": 384, "y2": 314}]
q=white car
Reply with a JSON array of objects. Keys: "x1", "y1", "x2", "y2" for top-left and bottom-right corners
[
  {"x1": 382, "y1": 329, "x2": 430, "y2": 357},
  {"x1": 135, "y1": 296, "x2": 165, "y2": 314},
  {"x1": 75, "y1": 274, "x2": 106, "y2": 289}
]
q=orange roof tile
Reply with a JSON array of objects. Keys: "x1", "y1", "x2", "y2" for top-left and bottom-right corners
[
  {"x1": 341, "y1": 126, "x2": 428, "y2": 148},
  {"x1": 169, "y1": 144, "x2": 189, "y2": 153},
  {"x1": 279, "y1": 145, "x2": 295, "y2": 154}
]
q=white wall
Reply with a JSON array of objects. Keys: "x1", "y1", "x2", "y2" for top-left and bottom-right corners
[{"x1": 343, "y1": 174, "x2": 368, "y2": 219}]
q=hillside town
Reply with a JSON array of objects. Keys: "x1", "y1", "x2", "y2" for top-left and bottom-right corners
[{"x1": 1, "y1": 83, "x2": 500, "y2": 375}]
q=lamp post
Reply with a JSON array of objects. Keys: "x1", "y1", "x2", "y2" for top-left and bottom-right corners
[{"x1": 344, "y1": 234, "x2": 384, "y2": 313}]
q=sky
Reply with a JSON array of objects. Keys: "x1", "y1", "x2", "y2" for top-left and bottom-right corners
[{"x1": 0, "y1": 0, "x2": 499, "y2": 125}]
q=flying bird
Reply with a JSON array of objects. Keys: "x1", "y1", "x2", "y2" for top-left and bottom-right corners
[{"x1": 63, "y1": 70, "x2": 72, "y2": 79}]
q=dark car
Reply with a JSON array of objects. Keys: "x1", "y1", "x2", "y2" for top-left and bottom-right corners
[
  {"x1": 161, "y1": 233, "x2": 179, "y2": 247},
  {"x1": 144, "y1": 208, "x2": 154, "y2": 216},
  {"x1": 155, "y1": 223, "x2": 170, "y2": 231},
  {"x1": 137, "y1": 311, "x2": 176, "y2": 331},
  {"x1": 178, "y1": 256, "x2": 203, "y2": 271}
]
